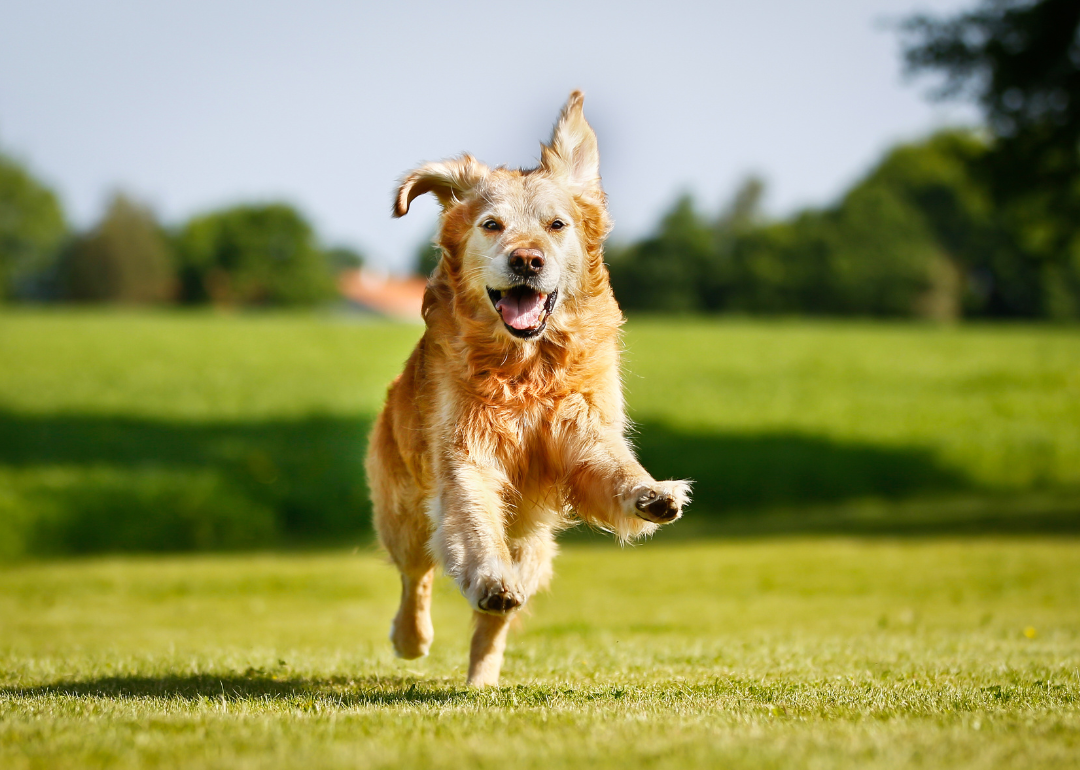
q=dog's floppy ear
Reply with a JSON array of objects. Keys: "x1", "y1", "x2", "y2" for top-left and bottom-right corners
[
  {"x1": 393, "y1": 155, "x2": 488, "y2": 218},
  {"x1": 541, "y1": 90, "x2": 601, "y2": 195}
]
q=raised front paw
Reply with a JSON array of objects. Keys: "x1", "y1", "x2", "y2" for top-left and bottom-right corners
[{"x1": 632, "y1": 480, "x2": 691, "y2": 524}]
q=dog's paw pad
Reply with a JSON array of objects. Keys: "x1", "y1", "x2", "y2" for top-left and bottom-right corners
[
  {"x1": 633, "y1": 481, "x2": 690, "y2": 524},
  {"x1": 477, "y1": 587, "x2": 523, "y2": 614},
  {"x1": 636, "y1": 491, "x2": 680, "y2": 521}
]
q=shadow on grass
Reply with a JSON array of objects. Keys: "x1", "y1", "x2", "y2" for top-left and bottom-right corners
[
  {"x1": 0, "y1": 410, "x2": 374, "y2": 555},
  {"x1": 634, "y1": 422, "x2": 968, "y2": 512},
  {"x1": 1, "y1": 409, "x2": 1077, "y2": 557},
  {"x1": 3, "y1": 674, "x2": 662, "y2": 707},
  {"x1": 4, "y1": 673, "x2": 474, "y2": 707},
  {"x1": 626, "y1": 421, "x2": 1080, "y2": 538}
]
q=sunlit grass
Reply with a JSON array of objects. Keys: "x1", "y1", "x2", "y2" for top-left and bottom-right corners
[
  {"x1": 1, "y1": 310, "x2": 1078, "y2": 557},
  {"x1": 1, "y1": 310, "x2": 1079, "y2": 766},
  {"x1": 2, "y1": 539, "x2": 1078, "y2": 768},
  {"x1": 622, "y1": 318, "x2": 1080, "y2": 489}
]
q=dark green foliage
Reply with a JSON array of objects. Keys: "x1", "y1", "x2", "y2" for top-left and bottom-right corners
[
  {"x1": 610, "y1": 127, "x2": 1080, "y2": 319},
  {"x1": 0, "y1": 155, "x2": 342, "y2": 308},
  {"x1": 609, "y1": 151, "x2": 962, "y2": 318},
  {"x1": 609, "y1": 194, "x2": 717, "y2": 313},
  {"x1": 902, "y1": 0, "x2": 1080, "y2": 151},
  {"x1": 609, "y1": 181, "x2": 767, "y2": 314},
  {"x1": 175, "y1": 204, "x2": 335, "y2": 306},
  {"x1": 812, "y1": 161, "x2": 947, "y2": 316},
  {"x1": 901, "y1": 0, "x2": 1080, "y2": 318},
  {"x1": 324, "y1": 245, "x2": 365, "y2": 273},
  {"x1": 0, "y1": 152, "x2": 67, "y2": 300},
  {"x1": 60, "y1": 194, "x2": 175, "y2": 303},
  {"x1": 414, "y1": 227, "x2": 442, "y2": 277},
  {"x1": 723, "y1": 200, "x2": 935, "y2": 319}
]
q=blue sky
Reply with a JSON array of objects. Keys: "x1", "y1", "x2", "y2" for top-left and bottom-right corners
[{"x1": 0, "y1": 0, "x2": 976, "y2": 273}]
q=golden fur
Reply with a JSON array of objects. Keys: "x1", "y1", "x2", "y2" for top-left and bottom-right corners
[{"x1": 366, "y1": 92, "x2": 690, "y2": 687}]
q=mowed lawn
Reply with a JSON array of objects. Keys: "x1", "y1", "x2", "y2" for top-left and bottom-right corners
[
  {"x1": 2, "y1": 540, "x2": 1079, "y2": 769},
  {"x1": 0, "y1": 310, "x2": 1079, "y2": 767},
  {"x1": 0, "y1": 310, "x2": 1078, "y2": 555}
]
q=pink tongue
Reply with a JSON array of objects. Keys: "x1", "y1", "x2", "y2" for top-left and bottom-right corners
[{"x1": 496, "y1": 291, "x2": 547, "y2": 330}]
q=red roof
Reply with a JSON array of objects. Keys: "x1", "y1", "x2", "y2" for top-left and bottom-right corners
[{"x1": 338, "y1": 268, "x2": 427, "y2": 321}]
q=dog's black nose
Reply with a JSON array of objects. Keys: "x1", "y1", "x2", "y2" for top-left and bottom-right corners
[{"x1": 508, "y1": 249, "x2": 545, "y2": 277}]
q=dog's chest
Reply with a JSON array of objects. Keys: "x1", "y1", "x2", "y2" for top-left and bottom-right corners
[
  {"x1": 487, "y1": 390, "x2": 585, "y2": 448},
  {"x1": 499, "y1": 396, "x2": 586, "y2": 492},
  {"x1": 506, "y1": 441, "x2": 567, "y2": 532}
]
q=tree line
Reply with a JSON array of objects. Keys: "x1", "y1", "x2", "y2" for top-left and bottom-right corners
[
  {"x1": 1, "y1": 0, "x2": 1076, "y2": 318},
  {"x1": 608, "y1": 0, "x2": 1080, "y2": 320},
  {"x1": 609, "y1": 128, "x2": 1074, "y2": 320},
  {"x1": 0, "y1": 167, "x2": 359, "y2": 307}
]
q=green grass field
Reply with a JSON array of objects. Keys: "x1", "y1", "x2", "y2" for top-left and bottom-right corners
[
  {"x1": 1, "y1": 310, "x2": 1078, "y2": 556},
  {"x1": 2, "y1": 541, "x2": 1078, "y2": 768},
  {"x1": 1, "y1": 310, "x2": 1079, "y2": 767}
]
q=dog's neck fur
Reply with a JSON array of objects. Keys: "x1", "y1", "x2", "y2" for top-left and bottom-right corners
[{"x1": 422, "y1": 264, "x2": 622, "y2": 407}]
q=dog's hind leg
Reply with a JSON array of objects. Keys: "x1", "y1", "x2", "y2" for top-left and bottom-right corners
[
  {"x1": 378, "y1": 493, "x2": 436, "y2": 659},
  {"x1": 391, "y1": 565, "x2": 435, "y2": 659},
  {"x1": 377, "y1": 487, "x2": 435, "y2": 659},
  {"x1": 467, "y1": 610, "x2": 512, "y2": 687},
  {"x1": 367, "y1": 411, "x2": 436, "y2": 659}
]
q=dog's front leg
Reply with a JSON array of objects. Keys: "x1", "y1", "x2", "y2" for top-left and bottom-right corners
[
  {"x1": 433, "y1": 459, "x2": 525, "y2": 617},
  {"x1": 467, "y1": 610, "x2": 512, "y2": 688},
  {"x1": 433, "y1": 459, "x2": 523, "y2": 688},
  {"x1": 566, "y1": 427, "x2": 691, "y2": 540}
]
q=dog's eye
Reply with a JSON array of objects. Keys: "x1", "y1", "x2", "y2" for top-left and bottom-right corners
[
  {"x1": 481, "y1": 219, "x2": 502, "y2": 232},
  {"x1": 549, "y1": 219, "x2": 566, "y2": 231}
]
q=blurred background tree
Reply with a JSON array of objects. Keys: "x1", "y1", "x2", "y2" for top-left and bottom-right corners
[
  {"x1": 59, "y1": 193, "x2": 175, "y2": 304},
  {"x1": 608, "y1": 134, "x2": 1004, "y2": 320},
  {"x1": 0, "y1": 150, "x2": 67, "y2": 301},
  {"x1": 901, "y1": 0, "x2": 1080, "y2": 318},
  {"x1": 325, "y1": 245, "x2": 365, "y2": 273},
  {"x1": 174, "y1": 203, "x2": 335, "y2": 306},
  {"x1": 4, "y1": 0, "x2": 1079, "y2": 320},
  {"x1": 414, "y1": 227, "x2": 442, "y2": 277},
  {"x1": 608, "y1": 194, "x2": 716, "y2": 313},
  {"x1": 725, "y1": 183, "x2": 939, "y2": 318},
  {"x1": 605, "y1": 0, "x2": 1080, "y2": 321}
]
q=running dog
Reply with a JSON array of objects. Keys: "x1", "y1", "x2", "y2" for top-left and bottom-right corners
[{"x1": 366, "y1": 91, "x2": 690, "y2": 687}]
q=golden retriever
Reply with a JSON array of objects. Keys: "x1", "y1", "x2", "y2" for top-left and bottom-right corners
[{"x1": 366, "y1": 91, "x2": 690, "y2": 687}]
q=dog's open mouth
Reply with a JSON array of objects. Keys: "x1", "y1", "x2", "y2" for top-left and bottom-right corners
[{"x1": 486, "y1": 286, "x2": 558, "y2": 339}]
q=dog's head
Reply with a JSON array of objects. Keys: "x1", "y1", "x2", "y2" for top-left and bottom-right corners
[{"x1": 394, "y1": 91, "x2": 612, "y2": 342}]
